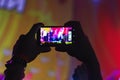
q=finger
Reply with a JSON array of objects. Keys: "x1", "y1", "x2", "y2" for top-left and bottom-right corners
[
  {"x1": 55, "y1": 40, "x2": 67, "y2": 52},
  {"x1": 36, "y1": 45, "x2": 51, "y2": 54},
  {"x1": 19, "y1": 34, "x2": 26, "y2": 39},
  {"x1": 55, "y1": 47, "x2": 66, "y2": 52},
  {"x1": 36, "y1": 46, "x2": 51, "y2": 54},
  {"x1": 64, "y1": 21, "x2": 84, "y2": 35},
  {"x1": 64, "y1": 21, "x2": 81, "y2": 28},
  {"x1": 27, "y1": 23, "x2": 44, "y2": 37}
]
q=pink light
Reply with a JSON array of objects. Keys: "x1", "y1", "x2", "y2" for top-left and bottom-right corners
[{"x1": 23, "y1": 73, "x2": 33, "y2": 80}]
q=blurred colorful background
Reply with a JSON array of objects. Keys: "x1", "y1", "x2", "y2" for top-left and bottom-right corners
[{"x1": 0, "y1": 0, "x2": 120, "y2": 80}]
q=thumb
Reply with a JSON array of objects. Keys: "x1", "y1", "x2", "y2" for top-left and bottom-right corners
[
  {"x1": 55, "y1": 41, "x2": 67, "y2": 52},
  {"x1": 36, "y1": 46, "x2": 51, "y2": 54},
  {"x1": 26, "y1": 23, "x2": 44, "y2": 37}
]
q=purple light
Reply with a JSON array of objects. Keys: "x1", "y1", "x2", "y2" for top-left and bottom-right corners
[
  {"x1": 57, "y1": 59, "x2": 64, "y2": 66},
  {"x1": 3, "y1": 49, "x2": 12, "y2": 56},
  {"x1": 40, "y1": 57, "x2": 50, "y2": 63},
  {"x1": 92, "y1": 0, "x2": 100, "y2": 4},
  {"x1": 48, "y1": 70, "x2": 55, "y2": 77},
  {"x1": 30, "y1": 67, "x2": 40, "y2": 74},
  {"x1": 106, "y1": 70, "x2": 120, "y2": 80},
  {"x1": 92, "y1": 0, "x2": 101, "y2": 7},
  {"x1": 0, "y1": 74, "x2": 4, "y2": 80},
  {"x1": 0, "y1": 0, "x2": 26, "y2": 13}
]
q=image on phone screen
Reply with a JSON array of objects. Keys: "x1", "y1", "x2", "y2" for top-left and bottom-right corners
[{"x1": 38, "y1": 26, "x2": 72, "y2": 45}]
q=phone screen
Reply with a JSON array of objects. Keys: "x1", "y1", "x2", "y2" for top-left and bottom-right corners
[{"x1": 38, "y1": 26, "x2": 72, "y2": 45}]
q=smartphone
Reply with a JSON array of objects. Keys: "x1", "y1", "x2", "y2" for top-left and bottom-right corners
[{"x1": 37, "y1": 26, "x2": 74, "y2": 46}]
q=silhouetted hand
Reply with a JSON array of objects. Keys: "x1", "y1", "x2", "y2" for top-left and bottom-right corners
[
  {"x1": 12, "y1": 23, "x2": 51, "y2": 63},
  {"x1": 55, "y1": 21, "x2": 102, "y2": 79},
  {"x1": 4, "y1": 23, "x2": 51, "y2": 80},
  {"x1": 55, "y1": 21, "x2": 96, "y2": 63}
]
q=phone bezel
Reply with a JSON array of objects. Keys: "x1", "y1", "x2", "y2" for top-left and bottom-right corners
[{"x1": 37, "y1": 26, "x2": 74, "y2": 46}]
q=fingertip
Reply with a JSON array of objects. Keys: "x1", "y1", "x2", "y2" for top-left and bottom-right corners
[
  {"x1": 39, "y1": 46, "x2": 51, "y2": 53},
  {"x1": 19, "y1": 34, "x2": 26, "y2": 40},
  {"x1": 33, "y1": 23, "x2": 44, "y2": 28},
  {"x1": 32, "y1": 22, "x2": 44, "y2": 32},
  {"x1": 64, "y1": 20, "x2": 80, "y2": 27},
  {"x1": 27, "y1": 23, "x2": 44, "y2": 36},
  {"x1": 55, "y1": 45, "x2": 66, "y2": 52}
]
